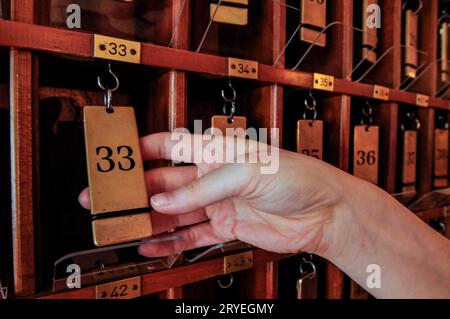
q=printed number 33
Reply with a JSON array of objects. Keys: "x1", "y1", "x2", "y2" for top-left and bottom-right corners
[{"x1": 96, "y1": 145, "x2": 136, "y2": 173}]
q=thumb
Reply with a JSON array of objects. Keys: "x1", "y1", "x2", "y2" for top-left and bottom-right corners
[{"x1": 150, "y1": 164, "x2": 249, "y2": 215}]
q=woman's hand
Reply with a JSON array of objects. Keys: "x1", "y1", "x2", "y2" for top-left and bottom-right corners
[
  {"x1": 79, "y1": 132, "x2": 360, "y2": 260},
  {"x1": 79, "y1": 132, "x2": 450, "y2": 298}
]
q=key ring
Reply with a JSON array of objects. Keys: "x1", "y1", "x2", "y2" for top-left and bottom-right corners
[
  {"x1": 437, "y1": 114, "x2": 450, "y2": 130},
  {"x1": 303, "y1": 91, "x2": 318, "y2": 122},
  {"x1": 97, "y1": 62, "x2": 120, "y2": 113},
  {"x1": 401, "y1": 111, "x2": 421, "y2": 131},
  {"x1": 361, "y1": 101, "x2": 374, "y2": 128},
  {"x1": 217, "y1": 274, "x2": 234, "y2": 289},
  {"x1": 299, "y1": 255, "x2": 317, "y2": 279},
  {"x1": 222, "y1": 78, "x2": 237, "y2": 123}
]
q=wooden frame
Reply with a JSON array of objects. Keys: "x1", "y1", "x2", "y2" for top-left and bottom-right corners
[{"x1": 0, "y1": 0, "x2": 448, "y2": 299}]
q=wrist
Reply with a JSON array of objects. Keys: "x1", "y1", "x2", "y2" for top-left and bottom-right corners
[{"x1": 314, "y1": 173, "x2": 385, "y2": 267}]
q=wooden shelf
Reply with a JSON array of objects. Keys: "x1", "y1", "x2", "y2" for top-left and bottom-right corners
[
  {"x1": 0, "y1": 19, "x2": 448, "y2": 110},
  {"x1": 36, "y1": 249, "x2": 291, "y2": 300},
  {"x1": 2, "y1": 0, "x2": 449, "y2": 300}
]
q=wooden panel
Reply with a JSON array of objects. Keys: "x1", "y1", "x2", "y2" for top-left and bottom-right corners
[
  {"x1": 417, "y1": 108, "x2": 435, "y2": 195},
  {"x1": 1, "y1": 20, "x2": 450, "y2": 109},
  {"x1": 9, "y1": 0, "x2": 36, "y2": 297},
  {"x1": 39, "y1": 250, "x2": 291, "y2": 299}
]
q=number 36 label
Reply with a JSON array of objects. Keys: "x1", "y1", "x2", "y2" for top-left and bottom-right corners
[{"x1": 94, "y1": 34, "x2": 141, "y2": 64}]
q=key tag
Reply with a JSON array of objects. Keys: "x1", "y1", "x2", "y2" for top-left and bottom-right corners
[
  {"x1": 83, "y1": 62, "x2": 152, "y2": 246},
  {"x1": 353, "y1": 101, "x2": 379, "y2": 185},
  {"x1": 297, "y1": 91, "x2": 323, "y2": 160},
  {"x1": 211, "y1": 79, "x2": 247, "y2": 136},
  {"x1": 400, "y1": 111, "x2": 421, "y2": 192},
  {"x1": 296, "y1": 255, "x2": 318, "y2": 299},
  {"x1": 403, "y1": 0, "x2": 422, "y2": 79},
  {"x1": 433, "y1": 114, "x2": 449, "y2": 188},
  {"x1": 210, "y1": 0, "x2": 249, "y2": 26}
]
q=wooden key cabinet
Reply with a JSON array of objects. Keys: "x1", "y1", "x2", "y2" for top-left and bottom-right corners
[{"x1": 0, "y1": 0, "x2": 449, "y2": 300}]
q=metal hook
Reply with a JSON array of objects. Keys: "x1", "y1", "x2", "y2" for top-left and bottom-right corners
[
  {"x1": 402, "y1": 0, "x2": 423, "y2": 15},
  {"x1": 401, "y1": 111, "x2": 421, "y2": 131},
  {"x1": 303, "y1": 91, "x2": 318, "y2": 121},
  {"x1": 222, "y1": 78, "x2": 237, "y2": 122},
  {"x1": 304, "y1": 91, "x2": 317, "y2": 111},
  {"x1": 361, "y1": 100, "x2": 374, "y2": 127},
  {"x1": 299, "y1": 256, "x2": 317, "y2": 279},
  {"x1": 221, "y1": 78, "x2": 237, "y2": 103},
  {"x1": 218, "y1": 274, "x2": 234, "y2": 289},
  {"x1": 97, "y1": 62, "x2": 120, "y2": 113},
  {"x1": 437, "y1": 114, "x2": 450, "y2": 130}
]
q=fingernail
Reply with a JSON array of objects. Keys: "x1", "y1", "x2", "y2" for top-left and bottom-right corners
[{"x1": 151, "y1": 193, "x2": 172, "y2": 208}]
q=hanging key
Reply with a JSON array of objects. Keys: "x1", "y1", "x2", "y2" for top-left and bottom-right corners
[
  {"x1": 83, "y1": 64, "x2": 152, "y2": 247},
  {"x1": 300, "y1": 0, "x2": 327, "y2": 47},
  {"x1": 210, "y1": 0, "x2": 249, "y2": 26},
  {"x1": 404, "y1": 4, "x2": 420, "y2": 78},
  {"x1": 297, "y1": 91, "x2": 323, "y2": 160}
]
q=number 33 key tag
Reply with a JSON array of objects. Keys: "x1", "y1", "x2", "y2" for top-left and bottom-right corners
[
  {"x1": 84, "y1": 105, "x2": 152, "y2": 246},
  {"x1": 83, "y1": 66, "x2": 151, "y2": 246}
]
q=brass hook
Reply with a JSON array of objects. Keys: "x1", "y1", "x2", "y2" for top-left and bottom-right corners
[
  {"x1": 218, "y1": 274, "x2": 234, "y2": 289},
  {"x1": 97, "y1": 62, "x2": 120, "y2": 113}
]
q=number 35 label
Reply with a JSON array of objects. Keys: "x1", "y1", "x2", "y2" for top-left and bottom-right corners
[{"x1": 94, "y1": 34, "x2": 141, "y2": 64}]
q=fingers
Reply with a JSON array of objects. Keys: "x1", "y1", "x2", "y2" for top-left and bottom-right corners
[
  {"x1": 145, "y1": 166, "x2": 198, "y2": 196},
  {"x1": 150, "y1": 209, "x2": 208, "y2": 235},
  {"x1": 151, "y1": 165, "x2": 247, "y2": 215},
  {"x1": 140, "y1": 132, "x2": 259, "y2": 163},
  {"x1": 78, "y1": 166, "x2": 198, "y2": 210},
  {"x1": 138, "y1": 222, "x2": 226, "y2": 257},
  {"x1": 140, "y1": 132, "x2": 202, "y2": 163},
  {"x1": 78, "y1": 188, "x2": 90, "y2": 210}
]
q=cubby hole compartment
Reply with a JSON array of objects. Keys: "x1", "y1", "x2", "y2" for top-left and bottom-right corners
[
  {"x1": 282, "y1": 88, "x2": 348, "y2": 168},
  {"x1": 0, "y1": 0, "x2": 10, "y2": 20},
  {"x1": 36, "y1": 54, "x2": 171, "y2": 291},
  {"x1": 277, "y1": 254, "x2": 326, "y2": 299},
  {"x1": 396, "y1": 105, "x2": 434, "y2": 199},
  {"x1": 437, "y1": 1, "x2": 450, "y2": 100},
  {"x1": 182, "y1": 264, "x2": 275, "y2": 299},
  {"x1": 187, "y1": 73, "x2": 275, "y2": 137},
  {"x1": 401, "y1": 0, "x2": 438, "y2": 95},
  {"x1": 349, "y1": 98, "x2": 399, "y2": 193},
  {"x1": 432, "y1": 109, "x2": 450, "y2": 190},
  {"x1": 284, "y1": 0, "x2": 348, "y2": 77},
  {"x1": 190, "y1": 0, "x2": 278, "y2": 65},
  {"x1": 39, "y1": 0, "x2": 175, "y2": 46},
  {"x1": 352, "y1": 0, "x2": 401, "y2": 87}
]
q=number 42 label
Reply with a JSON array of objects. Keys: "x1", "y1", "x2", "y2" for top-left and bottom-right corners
[{"x1": 96, "y1": 276, "x2": 141, "y2": 299}]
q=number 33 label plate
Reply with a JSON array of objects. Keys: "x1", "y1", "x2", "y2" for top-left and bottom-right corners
[{"x1": 94, "y1": 34, "x2": 141, "y2": 64}]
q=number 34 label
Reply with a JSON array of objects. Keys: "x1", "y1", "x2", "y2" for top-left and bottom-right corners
[
  {"x1": 94, "y1": 34, "x2": 141, "y2": 64},
  {"x1": 228, "y1": 57, "x2": 259, "y2": 80}
]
